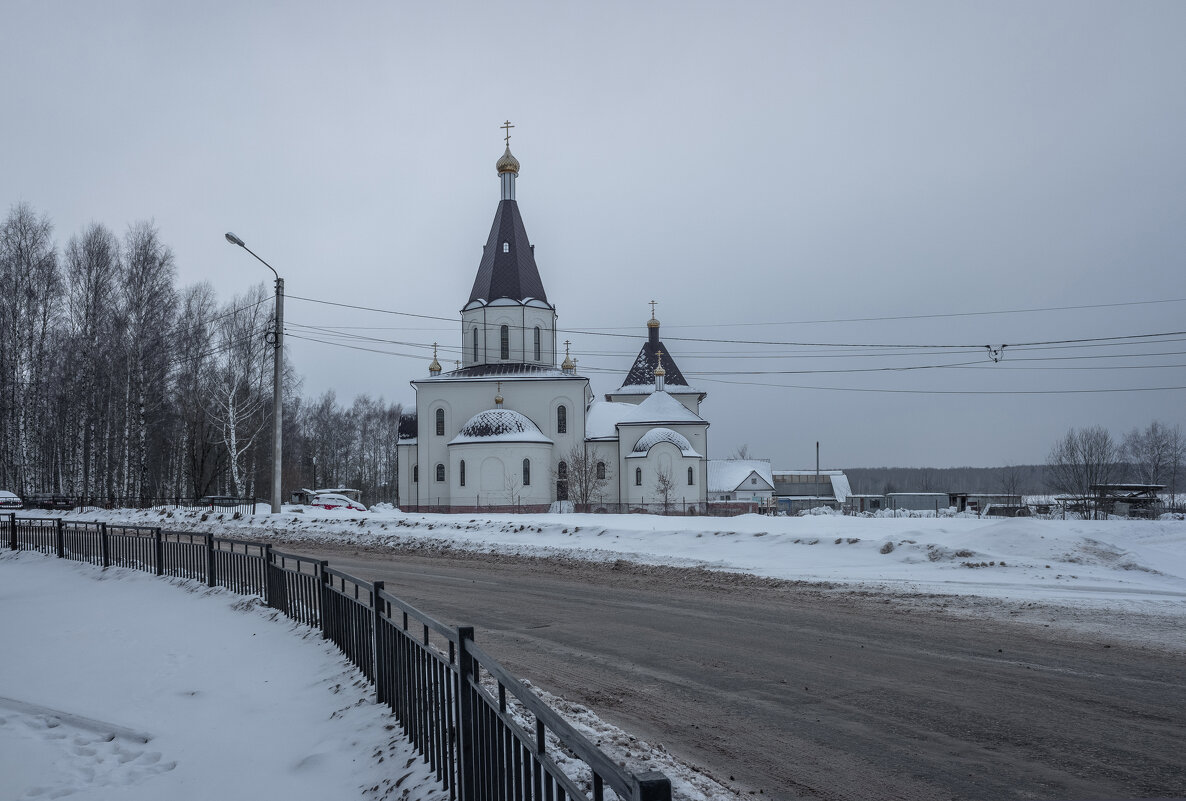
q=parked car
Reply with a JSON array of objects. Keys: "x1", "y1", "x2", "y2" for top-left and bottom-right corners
[
  {"x1": 310, "y1": 492, "x2": 367, "y2": 512},
  {"x1": 0, "y1": 490, "x2": 22, "y2": 509}
]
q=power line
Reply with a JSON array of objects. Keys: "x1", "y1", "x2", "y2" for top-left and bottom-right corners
[
  {"x1": 567, "y1": 295, "x2": 1186, "y2": 330},
  {"x1": 287, "y1": 294, "x2": 1186, "y2": 352},
  {"x1": 693, "y1": 376, "x2": 1186, "y2": 395}
]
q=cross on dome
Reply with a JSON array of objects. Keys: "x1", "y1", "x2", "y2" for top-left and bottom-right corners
[{"x1": 501, "y1": 120, "x2": 514, "y2": 146}]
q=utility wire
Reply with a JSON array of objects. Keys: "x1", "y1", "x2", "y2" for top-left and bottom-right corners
[{"x1": 286, "y1": 295, "x2": 1186, "y2": 353}]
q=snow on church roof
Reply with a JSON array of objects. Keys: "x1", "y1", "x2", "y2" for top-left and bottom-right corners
[
  {"x1": 449, "y1": 409, "x2": 552, "y2": 445},
  {"x1": 629, "y1": 428, "x2": 701, "y2": 458},
  {"x1": 708, "y1": 460, "x2": 774, "y2": 493},
  {"x1": 618, "y1": 391, "x2": 705, "y2": 426},
  {"x1": 585, "y1": 401, "x2": 634, "y2": 440}
]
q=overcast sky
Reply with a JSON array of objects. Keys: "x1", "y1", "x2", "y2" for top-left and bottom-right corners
[{"x1": 3, "y1": 0, "x2": 1184, "y2": 469}]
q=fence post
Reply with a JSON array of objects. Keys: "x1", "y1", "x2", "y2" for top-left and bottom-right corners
[
  {"x1": 153, "y1": 528, "x2": 163, "y2": 576},
  {"x1": 456, "y1": 625, "x2": 477, "y2": 801},
  {"x1": 205, "y1": 533, "x2": 216, "y2": 588},
  {"x1": 100, "y1": 523, "x2": 109, "y2": 568},
  {"x1": 55, "y1": 518, "x2": 64, "y2": 558},
  {"x1": 318, "y1": 562, "x2": 331, "y2": 640},
  {"x1": 263, "y1": 545, "x2": 274, "y2": 607},
  {"x1": 7, "y1": 513, "x2": 15, "y2": 551},
  {"x1": 371, "y1": 581, "x2": 386, "y2": 704},
  {"x1": 633, "y1": 772, "x2": 673, "y2": 801}
]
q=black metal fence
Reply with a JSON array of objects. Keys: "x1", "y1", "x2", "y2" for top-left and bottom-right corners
[{"x1": 2, "y1": 513, "x2": 671, "y2": 801}]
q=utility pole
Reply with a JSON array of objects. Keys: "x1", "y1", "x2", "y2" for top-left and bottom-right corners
[{"x1": 225, "y1": 232, "x2": 284, "y2": 514}]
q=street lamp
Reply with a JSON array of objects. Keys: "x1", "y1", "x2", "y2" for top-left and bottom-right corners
[{"x1": 225, "y1": 231, "x2": 285, "y2": 514}]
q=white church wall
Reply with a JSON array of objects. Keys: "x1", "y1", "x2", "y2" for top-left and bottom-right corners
[
  {"x1": 583, "y1": 441, "x2": 620, "y2": 505},
  {"x1": 449, "y1": 441, "x2": 553, "y2": 507},
  {"x1": 461, "y1": 303, "x2": 557, "y2": 366},
  {"x1": 622, "y1": 441, "x2": 703, "y2": 507},
  {"x1": 396, "y1": 442, "x2": 417, "y2": 507},
  {"x1": 412, "y1": 375, "x2": 589, "y2": 508}
]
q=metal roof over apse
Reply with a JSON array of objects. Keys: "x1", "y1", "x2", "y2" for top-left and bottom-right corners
[{"x1": 467, "y1": 200, "x2": 549, "y2": 305}]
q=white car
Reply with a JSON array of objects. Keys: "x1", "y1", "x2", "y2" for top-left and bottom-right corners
[
  {"x1": 0, "y1": 490, "x2": 22, "y2": 509},
  {"x1": 310, "y1": 492, "x2": 367, "y2": 512}
]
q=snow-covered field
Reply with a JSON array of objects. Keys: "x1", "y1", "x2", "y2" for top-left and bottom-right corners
[
  {"x1": 45, "y1": 504, "x2": 1186, "y2": 615},
  {"x1": 0, "y1": 551, "x2": 445, "y2": 801}
]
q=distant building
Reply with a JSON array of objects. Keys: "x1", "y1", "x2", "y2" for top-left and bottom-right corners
[
  {"x1": 708, "y1": 460, "x2": 774, "y2": 503},
  {"x1": 772, "y1": 469, "x2": 851, "y2": 513},
  {"x1": 948, "y1": 493, "x2": 1022, "y2": 514},
  {"x1": 844, "y1": 494, "x2": 885, "y2": 514},
  {"x1": 884, "y1": 492, "x2": 950, "y2": 512}
]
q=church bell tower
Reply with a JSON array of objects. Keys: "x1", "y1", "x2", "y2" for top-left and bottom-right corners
[{"x1": 460, "y1": 123, "x2": 558, "y2": 369}]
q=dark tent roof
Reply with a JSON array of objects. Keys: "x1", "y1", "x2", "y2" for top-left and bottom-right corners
[
  {"x1": 467, "y1": 200, "x2": 549, "y2": 305},
  {"x1": 620, "y1": 330, "x2": 692, "y2": 389}
]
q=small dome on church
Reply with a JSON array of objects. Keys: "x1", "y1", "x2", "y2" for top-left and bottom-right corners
[
  {"x1": 496, "y1": 147, "x2": 520, "y2": 175},
  {"x1": 452, "y1": 409, "x2": 551, "y2": 444},
  {"x1": 632, "y1": 427, "x2": 699, "y2": 456},
  {"x1": 647, "y1": 316, "x2": 660, "y2": 329}
]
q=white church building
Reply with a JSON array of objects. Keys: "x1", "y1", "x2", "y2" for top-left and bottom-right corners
[{"x1": 396, "y1": 136, "x2": 711, "y2": 511}]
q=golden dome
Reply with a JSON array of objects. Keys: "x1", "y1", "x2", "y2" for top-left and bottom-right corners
[
  {"x1": 561, "y1": 354, "x2": 575, "y2": 370},
  {"x1": 647, "y1": 317, "x2": 660, "y2": 329},
  {"x1": 496, "y1": 146, "x2": 520, "y2": 175},
  {"x1": 653, "y1": 363, "x2": 666, "y2": 376},
  {"x1": 429, "y1": 343, "x2": 441, "y2": 374}
]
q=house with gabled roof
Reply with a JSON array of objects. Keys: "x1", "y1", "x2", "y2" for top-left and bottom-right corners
[{"x1": 708, "y1": 460, "x2": 775, "y2": 503}]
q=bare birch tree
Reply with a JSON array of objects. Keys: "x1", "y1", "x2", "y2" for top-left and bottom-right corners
[{"x1": 204, "y1": 285, "x2": 271, "y2": 497}]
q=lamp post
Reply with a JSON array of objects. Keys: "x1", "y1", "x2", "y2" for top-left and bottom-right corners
[{"x1": 225, "y1": 231, "x2": 284, "y2": 514}]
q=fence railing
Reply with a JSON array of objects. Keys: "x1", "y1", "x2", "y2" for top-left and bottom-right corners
[{"x1": 2, "y1": 513, "x2": 670, "y2": 801}]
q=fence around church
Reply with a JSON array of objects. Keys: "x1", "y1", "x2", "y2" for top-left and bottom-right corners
[{"x1": 2, "y1": 514, "x2": 672, "y2": 801}]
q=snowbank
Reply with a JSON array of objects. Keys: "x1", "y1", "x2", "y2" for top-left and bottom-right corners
[
  {"x1": 0, "y1": 551, "x2": 444, "y2": 801},
  {"x1": 32, "y1": 505, "x2": 1186, "y2": 614}
]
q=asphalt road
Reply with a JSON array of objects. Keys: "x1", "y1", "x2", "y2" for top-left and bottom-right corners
[{"x1": 285, "y1": 540, "x2": 1185, "y2": 801}]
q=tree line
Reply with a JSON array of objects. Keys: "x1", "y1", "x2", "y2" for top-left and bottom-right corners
[{"x1": 0, "y1": 202, "x2": 403, "y2": 505}]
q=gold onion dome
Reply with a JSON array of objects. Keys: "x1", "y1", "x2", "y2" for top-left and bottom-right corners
[
  {"x1": 561, "y1": 353, "x2": 575, "y2": 370},
  {"x1": 496, "y1": 146, "x2": 520, "y2": 175},
  {"x1": 429, "y1": 343, "x2": 441, "y2": 373},
  {"x1": 654, "y1": 363, "x2": 666, "y2": 376},
  {"x1": 647, "y1": 316, "x2": 660, "y2": 329}
]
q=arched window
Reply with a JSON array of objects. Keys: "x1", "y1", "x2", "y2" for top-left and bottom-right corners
[
  {"x1": 534, "y1": 327, "x2": 541, "y2": 361},
  {"x1": 500, "y1": 325, "x2": 509, "y2": 360},
  {"x1": 596, "y1": 461, "x2": 606, "y2": 480},
  {"x1": 502, "y1": 241, "x2": 509, "y2": 253},
  {"x1": 435, "y1": 408, "x2": 445, "y2": 436},
  {"x1": 688, "y1": 466, "x2": 694, "y2": 485},
  {"x1": 412, "y1": 465, "x2": 418, "y2": 483},
  {"x1": 557, "y1": 461, "x2": 568, "y2": 501},
  {"x1": 635, "y1": 467, "x2": 642, "y2": 486},
  {"x1": 557, "y1": 405, "x2": 567, "y2": 434},
  {"x1": 522, "y1": 458, "x2": 531, "y2": 486},
  {"x1": 459, "y1": 460, "x2": 466, "y2": 487},
  {"x1": 472, "y1": 328, "x2": 479, "y2": 362},
  {"x1": 435, "y1": 463, "x2": 445, "y2": 482}
]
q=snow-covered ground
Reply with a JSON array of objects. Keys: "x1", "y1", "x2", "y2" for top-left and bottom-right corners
[
  {"x1": 8, "y1": 505, "x2": 1186, "y2": 799},
  {"x1": 0, "y1": 551, "x2": 445, "y2": 801},
  {"x1": 45, "y1": 504, "x2": 1186, "y2": 615}
]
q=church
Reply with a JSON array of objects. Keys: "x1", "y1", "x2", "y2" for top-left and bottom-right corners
[{"x1": 396, "y1": 131, "x2": 711, "y2": 512}]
